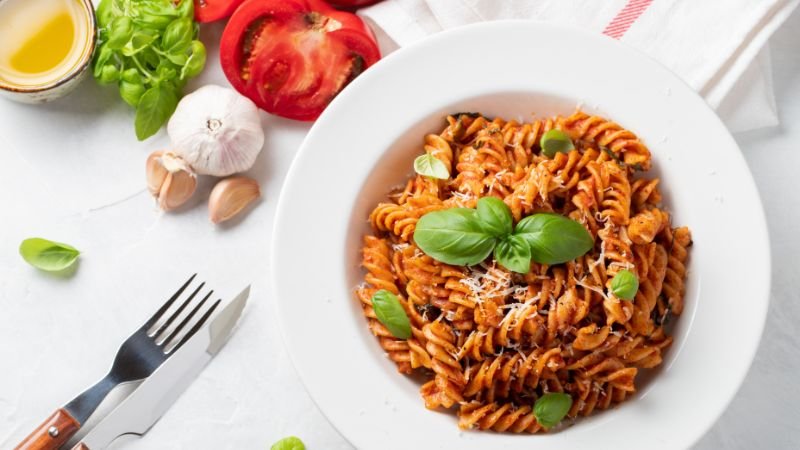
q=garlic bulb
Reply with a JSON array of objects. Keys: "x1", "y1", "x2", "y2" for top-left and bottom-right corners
[
  {"x1": 167, "y1": 85, "x2": 264, "y2": 177},
  {"x1": 146, "y1": 150, "x2": 197, "y2": 211},
  {"x1": 208, "y1": 176, "x2": 261, "y2": 224}
]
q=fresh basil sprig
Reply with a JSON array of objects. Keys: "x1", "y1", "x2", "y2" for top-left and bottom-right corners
[
  {"x1": 270, "y1": 436, "x2": 305, "y2": 450},
  {"x1": 534, "y1": 392, "x2": 573, "y2": 428},
  {"x1": 414, "y1": 154, "x2": 449, "y2": 180},
  {"x1": 19, "y1": 238, "x2": 80, "y2": 272},
  {"x1": 610, "y1": 269, "x2": 639, "y2": 300},
  {"x1": 94, "y1": 0, "x2": 206, "y2": 140},
  {"x1": 371, "y1": 290, "x2": 412, "y2": 339},
  {"x1": 414, "y1": 198, "x2": 594, "y2": 273}
]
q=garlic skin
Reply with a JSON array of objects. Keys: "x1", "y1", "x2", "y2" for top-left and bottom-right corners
[
  {"x1": 208, "y1": 176, "x2": 261, "y2": 224},
  {"x1": 146, "y1": 151, "x2": 197, "y2": 211},
  {"x1": 168, "y1": 85, "x2": 264, "y2": 177}
]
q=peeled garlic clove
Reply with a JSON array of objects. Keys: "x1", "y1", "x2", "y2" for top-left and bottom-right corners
[
  {"x1": 145, "y1": 150, "x2": 197, "y2": 211},
  {"x1": 145, "y1": 150, "x2": 167, "y2": 196},
  {"x1": 208, "y1": 176, "x2": 261, "y2": 224}
]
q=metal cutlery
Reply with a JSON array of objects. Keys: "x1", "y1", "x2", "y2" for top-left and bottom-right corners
[
  {"x1": 15, "y1": 274, "x2": 234, "y2": 450},
  {"x1": 71, "y1": 285, "x2": 249, "y2": 449}
]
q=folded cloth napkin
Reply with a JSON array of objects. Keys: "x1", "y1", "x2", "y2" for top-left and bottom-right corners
[{"x1": 360, "y1": 0, "x2": 799, "y2": 133}]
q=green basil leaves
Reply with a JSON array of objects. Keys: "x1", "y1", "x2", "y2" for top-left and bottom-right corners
[
  {"x1": 610, "y1": 269, "x2": 639, "y2": 300},
  {"x1": 413, "y1": 154, "x2": 449, "y2": 180},
  {"x1": 414, "y1": 208, "x2": 496, "y2": 266},
  {"x1": 270, "y1": 436, "x2": 305, "y2": 450},
  {"x1": 371, "y1": 290, "x2": 412, "y2": 339},
  {"x1": 534, "y1": 392, "x2": 573, "y2": 428},
  {"x1": 414, "y1": 198, "x2": 594, "y2": 272},
  {"x1": 93, "y1": 0, "x2": 206, "y2": 140},
  {"x1": 135, "y1": 84, "x2": 179, "y2": 141},
  {"x1": 19, "y1": 238, "x2": 80, "y2": 272},
  {"x1": 540, "y1": 129, "x2": 575, "y2": 158},
  {"x1": 515, "y1": 214, "x2": 594, "y2": 265}
]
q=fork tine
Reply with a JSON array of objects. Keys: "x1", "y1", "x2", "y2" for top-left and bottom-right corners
[
  {"x1": 169, "y1": 298, "x2": 222, "y2": 354},
  {"x1": 142, "y1": 273, "x2": 197, "y2": 331},
  {"x1": 162, "y1": 291, "x2": 214, "y2": 353},
  {"x1": 151, "y1": 282, "x2": 204, "y2": 339}
]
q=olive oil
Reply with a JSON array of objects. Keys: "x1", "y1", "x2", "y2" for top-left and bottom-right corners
[
  {"x1": 9, "y1": 12, "x2": 76, "y2": 75},
  {"x1": 0, "y1": 0, "x2": 89, "y2": 87}
]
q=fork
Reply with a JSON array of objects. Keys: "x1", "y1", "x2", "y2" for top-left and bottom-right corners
[{"x1": 15, "y1": 274, "x2": 221, "y2": 450}]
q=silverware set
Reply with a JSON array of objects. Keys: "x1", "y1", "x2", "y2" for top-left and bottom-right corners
[{"x1": 14, "y1": 274, "x2": 249, "y2": 450}]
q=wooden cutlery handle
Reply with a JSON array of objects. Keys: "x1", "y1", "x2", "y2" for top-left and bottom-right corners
[{"x1": 15, "y1": 408, "x2": 80, "y2": 450}]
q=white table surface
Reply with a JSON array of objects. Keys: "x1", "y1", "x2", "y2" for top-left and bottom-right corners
[{"x1": 1, "y1": 10, "x2": 798, "y2": 450}]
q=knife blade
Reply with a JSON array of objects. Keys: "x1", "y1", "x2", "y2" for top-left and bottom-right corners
[{"x1": 71, "y1": 286, "x2": 250, "y2": 450}]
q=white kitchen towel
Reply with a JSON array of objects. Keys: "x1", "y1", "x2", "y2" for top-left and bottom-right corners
[{"x1": 360, "y1": 0, "x2": 799, "y2": 133}]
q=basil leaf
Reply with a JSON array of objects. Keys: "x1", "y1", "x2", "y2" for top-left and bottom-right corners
[
  {"x1": 414, "y1": 208, "x2": 496, "y2": 266},
  {"x1": 174, "y1": 0, "x2": 195, "y2": 19},
  {"x1": 119, "y1": 80, "x2": 146, "y2": 107},
  {"x1": 540, "y1": 129, "x2": 574, "y2": 158},
  {"x1": 156, "y1": 62, "x2": 177, "y2": 83},
  {"x1": 97, "y1": 64, "x2": 120, "y2": 84},
  {"x1": 107, "y1": 16, "x2": 133, "y2": 50},
  {"x1": 534, "y1": 393, "x2": 572, "y2": 428},
  {"x1": 93, "y1": 45, "x2": 113, "y2": 79},
  {"x1": 121, "y1": 30, "x2": 157, "y2": 56},
  {"x1": 162, "y1": 17, "x2": 193, "y2": 60},
  {"x1": 135, "y1": 84, "x2": 178, "y2": 140},
  {"x1": 96, "y1": 0, "x2": 115, "y2": 27},
  {"x1": 476, "y1": 197, "x2": 512, "y2": 237},
  {"x1": 413, "y1": 154, "x2": 449, "y2": 179},
  {"x1": 610, "y1": 269, "x2": 639, "y2": 300},
  {"x1": 19, "y1": 238, "x2": 80, "y2": 272},
  {"x1": 121, "y1": 68, "x2": 142, "y2": 84},
  {"x1": 371, "y1": 290, "x2": 411, "y2": 339},
  {"x1": 271, "y1": 436, "x2": 305, "y2": 450},
  {"x1": 180, "y1": 40, "x2": 206, "y2": 80},
  {"x1": 514, "y1": 213, "x2": 593, "y2": 265},
  {"x1": 494, "y1": 234, "x2": 531, "y2": 274}
]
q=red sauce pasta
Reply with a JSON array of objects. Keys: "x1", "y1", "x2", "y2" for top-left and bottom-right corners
[{"x1": 356, "y1": 111, "x2": 692, "y2": 432}]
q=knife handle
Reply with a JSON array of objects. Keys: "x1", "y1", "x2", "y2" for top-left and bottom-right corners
[{"x1": 14, "y1": 408, "x2": 80, "y2": 450}]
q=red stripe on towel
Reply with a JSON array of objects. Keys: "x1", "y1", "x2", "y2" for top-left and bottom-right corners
[{"x1": 603, "y1": 0, "x2": 653, "y2": 39}]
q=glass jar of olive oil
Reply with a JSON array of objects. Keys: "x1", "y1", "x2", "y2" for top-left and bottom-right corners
[{"x1": 0, "y1": 0, "x2": 96, "y2": 103}]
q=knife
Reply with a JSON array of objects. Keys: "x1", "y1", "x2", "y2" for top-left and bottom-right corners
[{"x1": 70, "y1": 285, "x2": 249, "y2": 450}]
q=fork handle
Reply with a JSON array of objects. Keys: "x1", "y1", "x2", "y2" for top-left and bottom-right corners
[{"x1": 14, "y1": 408, "x2": 80, "y2": 450}]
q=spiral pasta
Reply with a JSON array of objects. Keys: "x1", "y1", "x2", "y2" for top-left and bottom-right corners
[{"x1": 356, "y1": 111, "x2": 692, "y2": 433}]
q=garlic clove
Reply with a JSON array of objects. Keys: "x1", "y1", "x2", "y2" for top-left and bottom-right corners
[
  {"x1": 158, "y1": 168, "x2": 197, "y2": 211},
  {"x1": 208, "y1": 176, "x2": 261, "y2": 224},
  {"x1": 145, "y1": 150, "x2": 167, "y2": 196},
  {"x1": 146, "y1": 150, "x2": 197, "y2": 211}
]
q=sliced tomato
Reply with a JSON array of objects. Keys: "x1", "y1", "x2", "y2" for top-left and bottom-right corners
[
  {"x1": 219, "y1": 0, "x2": 380, "y2": 121},
  {"x1": 193, "y1": 0, "x2": 245, "y2": 23}
]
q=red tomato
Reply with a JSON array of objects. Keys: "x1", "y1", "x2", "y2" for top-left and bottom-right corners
[
  {"x1": 193, "y1": 0, "x2": 245, "y2": 23},
  {"x1": 219, "y1": 0, "x2": 381, "y2": 121},
  {"x1": 326, "y1": 0, "x2": 383, "y2": 8}
]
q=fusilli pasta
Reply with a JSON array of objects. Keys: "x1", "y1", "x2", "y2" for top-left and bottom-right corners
[{"x1": 356, "y1": 111, "x2": 692, "y2": 433}]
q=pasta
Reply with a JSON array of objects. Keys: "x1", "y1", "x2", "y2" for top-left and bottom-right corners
[{"x1": 356, "y1": 111, "x2": 692, "y2": 432}]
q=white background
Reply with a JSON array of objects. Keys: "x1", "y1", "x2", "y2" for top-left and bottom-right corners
[{"x1": 1, "y1": 10, "x2": 798, "y2": 450}]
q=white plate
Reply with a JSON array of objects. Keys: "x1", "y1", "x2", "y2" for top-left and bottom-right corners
[{"x1": 271, "y1": 21, "x2": 770, "y2": 450}]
